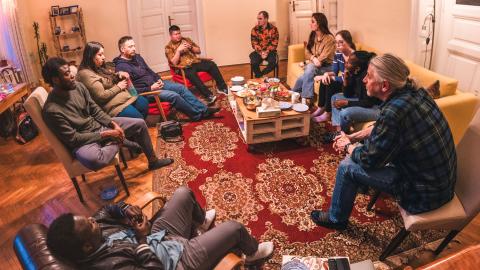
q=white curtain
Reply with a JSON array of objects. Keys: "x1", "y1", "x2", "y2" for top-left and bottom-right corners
[{"x1": 0, "y1": 0, "x2": 34, "y2": 83}]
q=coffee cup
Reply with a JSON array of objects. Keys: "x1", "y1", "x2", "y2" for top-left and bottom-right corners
[{"x1": 291, "y1": 92, "x2": 300, "y2": 104}]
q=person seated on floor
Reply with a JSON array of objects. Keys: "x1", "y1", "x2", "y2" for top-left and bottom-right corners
[
  {"x1": 310, "y1": 53, "x2": 457, "y2": 230},
  {"x1": 42, "y1": 57, "x2": 173, "y2": 171},
  {"x1": 46, "y1": 186, "x2": 274, "y2": 270},
  {"x1": 77, "y1": 41, "x2": 149, "y2": 119},
  {"x1": 165, "y1": 25, "x2": 228, "y2": 103},
  {"x1": 291, "y1": 12, "x2": 336, "y2": 105},
  {"x1": 250, "y1": 10, "x2": 279, "y2": 78},
  {"x1": 311, "y1": 30, "x2": 356, "y2": 122},
  {"x1": 321, "y1": 51, "x2": 382, "y2": 143},
  {"x1": 113, "y1": 36, "x2": 220, "y2": 121}
]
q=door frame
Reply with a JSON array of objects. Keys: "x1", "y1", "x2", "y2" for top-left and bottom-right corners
[{"x1": 126, "y1": 0, "x2": 206, "y2": 70}]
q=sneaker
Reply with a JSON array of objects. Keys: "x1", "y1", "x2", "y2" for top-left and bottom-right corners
[
  {"x1": 206, "y1": 95, "x2": 217, "y2": 106},
  {"x1": 310, "y1": 210, "x2": 348, "y2": 230},
  {"x1": 198, "y1": 209, "x2": 216, "y2": 234},
  {"x1": 321, "y1": 131, "x2": 341, "y2": 144},
  {"x1": 202, "y1": 107, "x2": 221, "y2": 119},
  {"x1": 148, "y1": 158, "x2": 174, "y2": 171},
  {"x1": 245, "y1": 242, "x2": 274, "y2": 264}
]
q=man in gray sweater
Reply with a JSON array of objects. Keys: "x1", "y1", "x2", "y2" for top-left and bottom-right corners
[{"x1": 42, "y1": 57, "x2": 173, "y2": 171}]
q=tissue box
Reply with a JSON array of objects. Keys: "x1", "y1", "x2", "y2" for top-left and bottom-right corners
[{"x1": 256, "y1": 107, "x2": 281, "y2": 118}]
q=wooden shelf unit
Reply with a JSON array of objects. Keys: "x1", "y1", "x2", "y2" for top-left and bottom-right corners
[{"x1": 49, "y1": 8, "x2": 87, "y2": 65}]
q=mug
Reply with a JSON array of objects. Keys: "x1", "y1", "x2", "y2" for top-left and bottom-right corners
[{"x1": 291, "y1": 92, "x2": 300, "y2": 104}]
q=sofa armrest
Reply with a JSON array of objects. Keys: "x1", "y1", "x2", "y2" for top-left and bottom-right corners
[
  {"x1": 436, "y1": 91, "x2": 479, "y2": 145},
  {"x1": 287, "y1": 44, "x2": 305, "y2": 64}
]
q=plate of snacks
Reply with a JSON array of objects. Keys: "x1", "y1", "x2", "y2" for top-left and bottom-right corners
[{"x1": 235, "y1": 89, "x2": 256, "y2": 98}]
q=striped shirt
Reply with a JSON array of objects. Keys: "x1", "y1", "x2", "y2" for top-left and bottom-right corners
[
  {"x1": 332, "y1": 52, "x2": 345, "y2": 83},
  {"x1": 351, "y1": 84, "x2": 456, "y2": 214}
]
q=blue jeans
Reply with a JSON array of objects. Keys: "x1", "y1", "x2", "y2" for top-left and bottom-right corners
[
  {"x1": 292, "y1": 63, "x2": 332, "y2": 99},
  {"x1": 331, "y1": 93, "x2": 380, "y2": 133},
  {"x1": 156, "y1": 80, "x2": 207, "y2": 121},
  {"x1": 117, "y1": 96, "x2": 149, "y2": 119},
  {"x1": 329, "y1": 157, "x2": 401, "y2": 223}
]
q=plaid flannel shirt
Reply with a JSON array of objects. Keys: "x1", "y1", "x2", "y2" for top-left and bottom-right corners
[
  {"x1": 351, "y1": 85, "x2": 456, "y2": 214},
  {"x1": 251, "y1": 23, "x2": 279, "y2": 53}
]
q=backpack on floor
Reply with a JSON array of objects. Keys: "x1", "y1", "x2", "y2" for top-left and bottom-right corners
[{"x1": 15, "y1": 112, "x2": 38, "y2": 144}]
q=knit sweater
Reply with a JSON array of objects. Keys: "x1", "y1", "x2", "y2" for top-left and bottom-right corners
[
  {"x1": 77, "y1": 68, "x2": 136, "y2": 117},
  {"x1": 42, "y1": 82, "x2": 113, "y2": 151},
  {"x1": 305, "y1": 34, "x2": 336, "y2": 65}
]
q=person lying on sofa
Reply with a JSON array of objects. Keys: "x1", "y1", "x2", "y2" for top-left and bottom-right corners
[
  {"x1": 113, "y1": 36, "x2": 220, "y2": 121},
  {"x1": 77, "y1": 41, "x2": 149, "y2": 119},
  {"x1": 47, "y1": 186, "x2": 274, "y2": 270},
  {"x1": 250, "y1": 10, "x2": 279, "y2": 78},
  {"x1": 321, "y1": 51, "x2": 382, "y2": 143},
  {"x1": 165, "y1": 25, "x2": 228, "y2": 104},
  {"x1": 310, "y1": 53, "x2": 457, "y2": 230},
  {"x1": 42, "y1": 57, "x2": 173, "y2": 171},
  {"x1": 291, "y1": 12, "x2": 336, "y2": 104},
  {"x1": 311, "y1": 30, "x2": 356, "y2": 122}
]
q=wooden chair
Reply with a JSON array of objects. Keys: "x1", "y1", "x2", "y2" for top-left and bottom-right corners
[
  {"x1": 410, "y1": 244, "x2": 480, "y2": 270},
  {"x1": 24, "y1": 87, "x2": 129, "y2": 203},
  {"x1": 13, "y1": 192, "x2": 243, "y2": 270},
  {"x1": 169, "y1": 58, "x2": 217, "y2": 93},
  {"x1": 0, "y1": 66, "x2": 23, "y2": 84},
  {"x1": 250, "y1": 53, "x2": 279, "y2": 79},
  {"x1": 367, "y1": 109, "x2": 480, "y2": 261}
]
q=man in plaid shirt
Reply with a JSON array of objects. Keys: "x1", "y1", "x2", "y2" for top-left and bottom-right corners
[
  {"x1": 250, "y1": 11, "x2": 279, "y2": 78},
  {"x1": 311, "y1": 54, "x2": 457, "y2": 230}
]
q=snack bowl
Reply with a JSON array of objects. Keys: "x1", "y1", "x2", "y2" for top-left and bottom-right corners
[
  {"x1": 243, "y1": 95, "x2": 261, "y2": 110},
  {"x1": 267, "y1": 77, "x2": 280, "y2": 87},
  {"x1": 231, "y1": 76, "x2": 245, "y2": 85}
]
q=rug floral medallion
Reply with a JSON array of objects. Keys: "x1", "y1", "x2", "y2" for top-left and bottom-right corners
[{"x1": 153, "y1": 97, "x2": 446, "y2": 269}]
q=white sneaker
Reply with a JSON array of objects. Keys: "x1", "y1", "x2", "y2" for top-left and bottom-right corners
[
  {"x1": 198, "y1": 209, "x2": 216, "y2": 234},
  {"x1": 245, "y1": 242, "x2": 274, "y2": 264}
]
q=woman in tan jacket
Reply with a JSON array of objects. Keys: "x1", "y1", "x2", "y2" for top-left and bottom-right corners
[
  {"x1": 292, "y1": 13, "x2": 336, "y2": 102},
  {"x1": 77, "y1": 41, "x2": 149, "y2": 119}
]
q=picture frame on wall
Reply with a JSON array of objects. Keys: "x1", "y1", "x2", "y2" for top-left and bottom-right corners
[
  {"x1": 59, "y1": 7, "x2": 70, "y2": 16},
  {"x1": 51, "y1": 5, "x2": 60, "y2": 16},
  {"x1": 69, "y1": 5, "x2": 79, "y2": 14}
]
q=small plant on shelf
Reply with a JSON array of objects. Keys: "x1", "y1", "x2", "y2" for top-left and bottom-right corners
[{"x1": 33, "y1": 21, "x2": 48, "y2": 67}]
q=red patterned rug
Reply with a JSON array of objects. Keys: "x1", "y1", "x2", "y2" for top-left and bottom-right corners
[{"x1": 153, "y1": 97, "x2": 445, "y2": 269}]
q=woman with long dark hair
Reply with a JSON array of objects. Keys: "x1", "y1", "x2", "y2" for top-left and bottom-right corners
[
  {"x1": 77, "y1": 41, "x2": 149, "y2": 119},
  {"x1": 292, "y1": 13, "x2": 336, "y2": 102},
  {"x1": 312, "y1": 30, "x2": 356, "y2": 122}
]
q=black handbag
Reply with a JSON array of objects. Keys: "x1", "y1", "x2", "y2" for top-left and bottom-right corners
[{"x1": 158, "y1": 120, "x2": 183, "y2": 142}]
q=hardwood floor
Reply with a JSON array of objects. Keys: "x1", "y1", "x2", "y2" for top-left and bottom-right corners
[{"x1": 0, "y1": 61, "x2": 478, "y2": 269}]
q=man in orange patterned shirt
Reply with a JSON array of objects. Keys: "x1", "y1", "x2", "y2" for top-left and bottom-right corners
[{"x1": 250, "y1": 11, "x2": 279, "y2": 78}]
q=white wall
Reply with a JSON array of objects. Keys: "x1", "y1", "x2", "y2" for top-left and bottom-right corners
[
  {"x1": 201, "y1": 0, "x2": 285, "y2": 66},
  {"x1": 340, "y1": 0, "x2": 413, "y2": 59}
]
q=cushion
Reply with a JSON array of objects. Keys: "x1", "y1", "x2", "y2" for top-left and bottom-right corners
[
  {"x1": 148, "y1": 102, "x2": 171, "y2": 116},
  {"x1": 425, "y1": 80, "x2": 440, "y2": 99},
  {"x1": 400, "y1": 194, "x2": 467, "y2": 231},
  {"x1": 169, "y1": 68, "x2": 213, "y2": 88},
  {"x1": 405, "y1": 60, "x2": 458, "y2": 98}
]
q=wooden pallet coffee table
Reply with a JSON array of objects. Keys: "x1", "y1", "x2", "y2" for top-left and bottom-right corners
[{"x1": 228, "y1": 80, "x2": 310, "y2": 149}]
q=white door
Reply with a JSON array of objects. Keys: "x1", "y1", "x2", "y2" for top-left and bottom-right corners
[
  {"x1": 127, "y1": 0, "x2": 203, "y2": 72},
  {"x1": 289, "y1": 0, "x2": 317, "y2": 45},
  {"x1": 434, "y1": 0, "x2": 480, "y2": 96},
  {"x1": 289, "y1": 0, "x2": 338, "y2": 45}
]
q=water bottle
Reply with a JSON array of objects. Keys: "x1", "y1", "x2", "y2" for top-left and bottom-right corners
[{"x1": 127, "y1": 79, "x2": 138, "y2": 97}]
